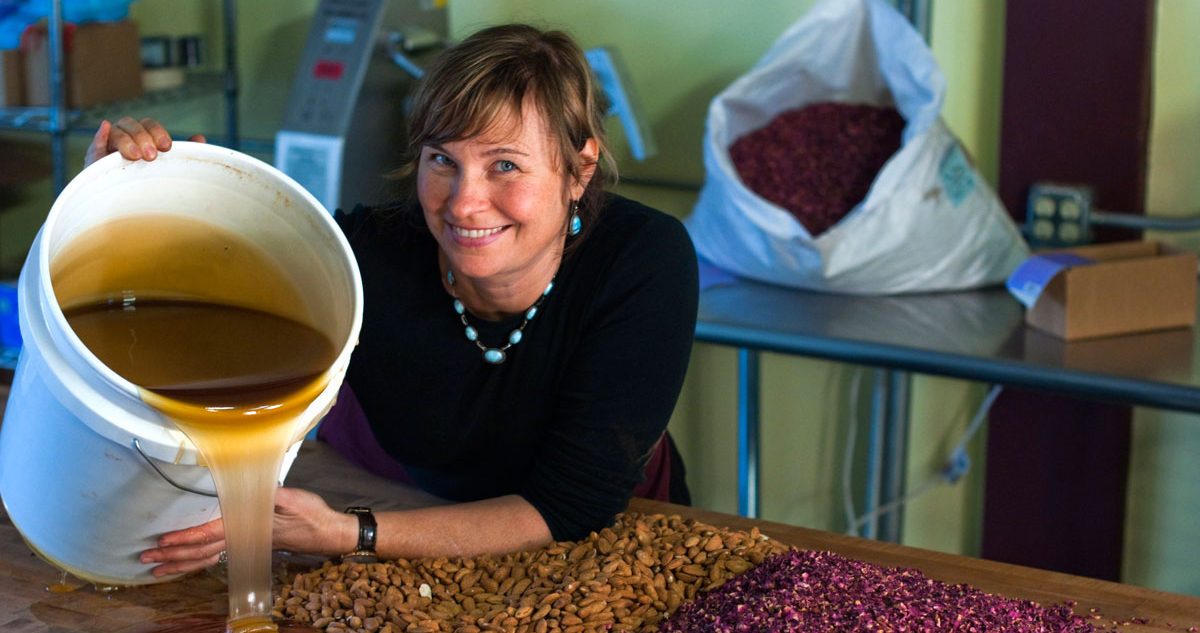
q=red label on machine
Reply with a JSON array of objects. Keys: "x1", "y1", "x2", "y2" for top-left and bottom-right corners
[{"x1": 312, "y1": 60, "x2": 345, "y2": 80}]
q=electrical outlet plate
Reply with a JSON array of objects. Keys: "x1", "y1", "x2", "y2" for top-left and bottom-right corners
[{"x1": 1025, "y1": 182, "x2": 1094, "y2": 248}]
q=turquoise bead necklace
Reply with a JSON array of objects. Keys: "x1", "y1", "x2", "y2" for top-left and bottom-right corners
[{"x1": 446, "y1": 269, "x2": 554, "y2": 364}]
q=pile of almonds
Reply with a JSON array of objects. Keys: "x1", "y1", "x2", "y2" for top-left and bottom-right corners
[{"x1": 271, "y1": 512, "x2": 790, "y2": 633}]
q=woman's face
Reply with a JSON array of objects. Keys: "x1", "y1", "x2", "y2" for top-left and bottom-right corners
[{"x1": 418, "y1": 99, "x2": 592, "y2": 292}]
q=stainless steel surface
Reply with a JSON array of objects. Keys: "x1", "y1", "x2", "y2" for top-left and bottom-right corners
[{"x1": 697, "y1": 279, "x2": 1200, "y2": 412}]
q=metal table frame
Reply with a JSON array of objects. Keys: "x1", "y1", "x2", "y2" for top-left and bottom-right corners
[{"x1": 695, "y1": 278, "x2": 1200, "y2": 540}]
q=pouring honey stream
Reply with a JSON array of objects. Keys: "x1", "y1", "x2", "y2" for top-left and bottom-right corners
[{"x1": 51, "y1": 213, "x2": 340, "y2": 633}]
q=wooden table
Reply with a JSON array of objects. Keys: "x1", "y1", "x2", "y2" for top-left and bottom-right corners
[{"x1": 2, "y1": 382, "x2": 1199, "y2": 632}]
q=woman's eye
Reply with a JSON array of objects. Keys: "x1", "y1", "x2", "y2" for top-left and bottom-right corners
[
  {"x1": 429, "y1": 153, "x2": 455, "y2": 167},
  {"x1": 495, "y1": 160, "x2": 518, "y2": 173}
]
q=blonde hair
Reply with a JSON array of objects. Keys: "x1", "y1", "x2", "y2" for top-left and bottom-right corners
[{"x1": 396, "y1": 24, "x2": 617, "y2": 231}]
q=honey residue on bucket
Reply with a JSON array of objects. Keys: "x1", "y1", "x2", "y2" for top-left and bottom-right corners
[{"x1": 51, "y1": 213, "x2": 341, "y2": 633}]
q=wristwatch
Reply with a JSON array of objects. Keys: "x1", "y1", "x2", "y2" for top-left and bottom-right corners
[{"x1": 342, "y1": 506, "x2": 378, "y2": 563}]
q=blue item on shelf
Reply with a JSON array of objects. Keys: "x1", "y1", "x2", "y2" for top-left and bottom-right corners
[
  {"x1": 0, "y1": 0, "x2": 137, "y2": 49},
  {"x1": 0, "y1": 15, "x2": 27, "y2": 49},
  {"x1": 0, "y1": 1, "x2": 18, "y2": 23},
  {"x1": 0, "y1": 282, "x2": 19, "y2": 349},
  {"x1": 16, "y1": 0, "x2": 134, "y2": 25}
]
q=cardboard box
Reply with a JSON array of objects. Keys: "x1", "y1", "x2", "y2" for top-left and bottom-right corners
[
  {"x1": 0, "y1": 49, "x2": 21, "y2": 106},
  {"x1": 22, "y1": 20, "x2": 143, "y2": 108},
  {"x1": 1013, "y1": 241, "x2": 1197, "y2": 341}
]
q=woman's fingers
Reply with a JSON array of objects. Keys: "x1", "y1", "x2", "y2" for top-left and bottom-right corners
[
  {"x1": 145, "y1": 541, "x2": 226, "y2": 578},
  {"x1": 140, "y1": 517, "x2": 226, "y2": 577},
  {"x1": 156, "y1": 516, "x2": 226, "y2": 547},
  {"x1": 109, "y1": 116, "x2": 170, "y2": 160},
  {"x1": 138, "y1": 117, "x2": 174, "y2": 152},
  {"x1": 139, "y1": 487, "x2": 341, "y2": 577},
  {"x1": 85, "y1": 118, "x2": 207, "y2": 167},
  {"x1": 83, "y1": 120, "x2": 112, "y2": 168}
]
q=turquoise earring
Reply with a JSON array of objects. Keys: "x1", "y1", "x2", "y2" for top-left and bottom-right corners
[{"x1": 569, "y1": 201, "x2": 582, "y2": 236}]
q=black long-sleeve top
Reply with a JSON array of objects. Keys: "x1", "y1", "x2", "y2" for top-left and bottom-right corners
[{"x1": 334, "y1": 193, "x2": 698, "y2": 540}]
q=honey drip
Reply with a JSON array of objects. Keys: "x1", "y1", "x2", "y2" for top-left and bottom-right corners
[
  {"x1": 52, "y1": 214, "x2": 341, "y2": 633},
  {"x1": 145, "y1": 614, "x2": 319, "y2": 633},
  {"x1": 45, "y1": 570, "x2": 80, "y2": 594}
]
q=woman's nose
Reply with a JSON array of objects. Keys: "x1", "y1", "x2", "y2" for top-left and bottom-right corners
[{"x1": 448, "y1": 173, "x2": 489, "y2": 218}]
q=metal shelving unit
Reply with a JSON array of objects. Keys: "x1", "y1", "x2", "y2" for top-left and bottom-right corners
[
  {"x1": 0, "y1": 0, "x2": 240, "y2": 194},
  {"x1": 0, "y1": 0, "x2": 241, "y2": 367}
]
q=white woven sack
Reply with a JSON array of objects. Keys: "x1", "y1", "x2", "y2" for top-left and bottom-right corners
[{"x1": 685, "y1": 0, "x2": 1028, "y2": 294}]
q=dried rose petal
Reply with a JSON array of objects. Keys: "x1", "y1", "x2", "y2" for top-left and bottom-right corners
[
  {"x1": 658, "y1": 549, "x2": 1115, "y2": 633},
  {"x1": 729, "y1": 102, "x2": 905, "y2": 236}
]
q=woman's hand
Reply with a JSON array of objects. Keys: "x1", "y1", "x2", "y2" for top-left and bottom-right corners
[
  {"x1": 85, "y1": 117, "x2": 207, "y2": 168},
  {"x1": 139, "y1": 510, "x2": 225, "y2": 578},
  {"x1": 139, "y1": 487, "x2": 355, "y2": 578},
  {"x1": 270, "y1": 487, "x2": 357, "y2": 556}
]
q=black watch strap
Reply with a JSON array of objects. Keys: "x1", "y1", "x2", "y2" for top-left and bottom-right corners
[{"x1": 343, "y1": 506, "x2": 377, "y2": 562}]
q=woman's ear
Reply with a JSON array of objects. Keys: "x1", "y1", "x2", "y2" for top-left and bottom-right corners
[{"x1": 571, "y1": 138, "x2": 599, "y2": 199}]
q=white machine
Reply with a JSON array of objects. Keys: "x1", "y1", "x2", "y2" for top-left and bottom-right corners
[
  {"x1": 275, "y1": 0, "x2": 446, "y2": 214},
  {"x1": 275, "y1": 0, "x2": 653, "y2": 214}
]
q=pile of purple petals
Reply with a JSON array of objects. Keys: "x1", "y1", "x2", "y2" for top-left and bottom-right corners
[
  {"x1": 728, "y1": 102, "x2": 905, "y2": 237},
  {"x1": 658, "y1": 549, "x2": 1109, "y2": 633}
]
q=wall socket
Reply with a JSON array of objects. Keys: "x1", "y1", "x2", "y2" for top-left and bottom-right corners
[{"x1": 1025, "y1": 182, "x2": 1094, "y2": 248}]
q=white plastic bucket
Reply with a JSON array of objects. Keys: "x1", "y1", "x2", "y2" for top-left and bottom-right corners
[{"x1": 0, "y1": 142, "x2": 363, "y2": 586}]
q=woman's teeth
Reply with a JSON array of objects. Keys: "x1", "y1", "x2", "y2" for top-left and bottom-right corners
[{"x1": 454, "y1": 226, "x2": 505, "y2": 238}]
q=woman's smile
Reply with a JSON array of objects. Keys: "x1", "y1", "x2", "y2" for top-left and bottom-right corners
[{"x1": 449, "y1": 223, "x2": 510, "y2": 243}]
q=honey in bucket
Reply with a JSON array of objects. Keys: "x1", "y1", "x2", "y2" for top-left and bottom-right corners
[{"x1": 52, "y1": 212, "x2": 336, "y2": 633}]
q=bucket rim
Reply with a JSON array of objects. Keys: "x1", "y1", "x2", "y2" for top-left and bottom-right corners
[{"x1": 36, "y1": 140, "x2": 364, "y2": 439}]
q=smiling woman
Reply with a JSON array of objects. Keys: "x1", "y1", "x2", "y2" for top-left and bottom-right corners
[
  {"x1": 415, "y1": 95, "x2": 593, "y2": 320},
  {"x1": 85, "y1": 23, "x2": 699, "y2": 575}
]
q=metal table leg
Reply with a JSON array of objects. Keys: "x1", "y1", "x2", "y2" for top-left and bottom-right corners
[
  {"x1": 864, "y1": 369, "x2": 885, "y2": 539},
  {"x1": 863, "y1": 369, "x2": 911, "y2": 542},
  {"x1": 880, "y1": 370, "x2": 911, "y2": 542},
  {"x1": 734, "y1": 353, "x2": 908, "y2": 534},
  {"x1": 737, "y1": 348, "x2": 760, "y2": 518}
]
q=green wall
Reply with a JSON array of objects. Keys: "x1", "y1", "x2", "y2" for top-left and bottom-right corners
[{"x1": 1127, "y1": 0, "x2": 1200, "y2": 597}]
